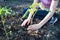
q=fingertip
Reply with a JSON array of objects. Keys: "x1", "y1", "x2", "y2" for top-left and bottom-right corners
[
  {"x1": 27, "y1": 26, "x2": 32, "y2": 30},
  {"x1": 27, "y1": 28, "x2": 29, "y2": 30},
  {"x1": 21, "y1": 22, "x2": 24, "y2": 26},
  {"x1": 21, "y1": 23, "x2": 25, "y2": 27},
  {"x1": 27, "y1": 28, "x2": 31, "y2": 31},
  {"x1": 28, "y1": 30, "x2": 32, "y2": 34},
  {"x1": 21, "y1": 25, "x2": 23, "y2": 26}
]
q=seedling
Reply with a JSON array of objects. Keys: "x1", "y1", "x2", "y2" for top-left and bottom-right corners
[{"x1": 0, "y1": 6, "x2": 15, "y2": 40}]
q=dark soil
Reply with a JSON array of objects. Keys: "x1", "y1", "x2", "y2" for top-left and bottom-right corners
[{"x1": 0, "y1": 0, "x2": 60, "y2": 40}]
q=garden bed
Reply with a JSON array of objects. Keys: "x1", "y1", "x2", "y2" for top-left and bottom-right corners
[{"x1": 0, "y1": 0, "x2": 60, "y2": 40}]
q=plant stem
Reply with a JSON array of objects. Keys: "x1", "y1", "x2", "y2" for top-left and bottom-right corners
[{"x1": 1, "y1": 16, "x2": 9, "y2": 40}]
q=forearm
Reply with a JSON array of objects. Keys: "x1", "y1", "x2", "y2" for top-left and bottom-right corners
[
  {"x1": 38, "y1": 12, "x2": 54, "y2": 27},
  {"x1": 38, "y1": 0, "x2": 58, "y2": 28},
  {"x1": 27, "y1": 13, "x2": 32, "y2": 19}
]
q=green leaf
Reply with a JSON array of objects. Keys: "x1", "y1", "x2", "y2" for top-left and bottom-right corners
[{"x1": 0, "y1": 8, "x2": 3, "y2": 15}]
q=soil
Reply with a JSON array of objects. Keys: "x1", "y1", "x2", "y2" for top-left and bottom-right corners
[{"x1": 0, "y1": 0, "x2": 60, "y2": 40}]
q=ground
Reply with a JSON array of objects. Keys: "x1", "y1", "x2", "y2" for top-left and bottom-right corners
[{"x1": 0, "y1": 0, "x2": 60, "y2": 40}]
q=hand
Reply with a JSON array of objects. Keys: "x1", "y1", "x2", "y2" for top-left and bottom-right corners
[
  {"x1": 21, "y1": 18, "x2": 31, "y2": 26},
  {"x1": 27, "y1": 24, "x2": 41, "y2": 33}
]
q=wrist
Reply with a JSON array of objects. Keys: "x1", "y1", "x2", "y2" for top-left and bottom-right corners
[
  {"x1": 27, "y1": 13, "x2": 32, "y2": 19},
  {"x1": 27, "y1": 17, "x2": 31, "y2": 20},
  {"x1": 27, "y1": 16, "x2": 31, "y2": 19},
  {"x1": 37, "y1": 23, "x2": 42, "y2": 29}
]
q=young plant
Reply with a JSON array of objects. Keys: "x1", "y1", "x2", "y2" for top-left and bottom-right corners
[{"x1": 0, "y1": 6, "x2": 15, "y2": 40}]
